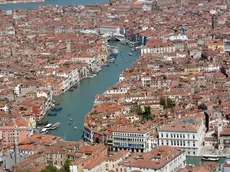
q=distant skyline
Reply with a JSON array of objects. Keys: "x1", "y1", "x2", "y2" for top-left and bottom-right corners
[{"x1": 0, "y1": 0, "x2": 108, "y2": 9}]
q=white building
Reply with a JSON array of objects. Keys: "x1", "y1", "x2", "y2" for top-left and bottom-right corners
[
  {"x1": 123, "y1": 146, "x2": 186, "y2": 172},
  {"x1": 158, "y1": 115, "x2": 206, "y2": 156},
  {"x1": 13, "y1": 84, "x2": 21, "y2": 97},
  {"x1": 56, "y1": 66, "x2": 80, "y2": 92},
  {"x1": 169, "y1": 34, "x2": 188, "y2": 41},
  {"x1": 141, "y1": 42, "x2": 176, "y2": 54},
  {"x1": 99, "y1": 25, "x2": 120, "y2": 35},
  {"x1": 112, "y1": 127, "x2": 157, "y2": 152}
]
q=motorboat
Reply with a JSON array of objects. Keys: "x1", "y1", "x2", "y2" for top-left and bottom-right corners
[
  {"x1": 47, "y1": 112, "x2": 57, "y2": 116},
  {"x1": 40, "y1": 128, "x2": 48, "y2": 135},
  {"x1": 71, "y1": 84, "x2": 78, "y2": 89},
  {"x1": 50, "y1": 122, "x2": 61, "y2": 130},
  {"x1": 51, "y1": 107, "x2": 62, "y2": 112},
  {"x1": 44, "y1": 123, "x2": 52, "y2": 130},
  {"x1": 109, "y1": 58, "x2": 115, "y2": 63}
]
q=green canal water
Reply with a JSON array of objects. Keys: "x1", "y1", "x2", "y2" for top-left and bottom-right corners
[
  {"x1": 46, "y1": 42, "x2": 139, "y2": 141},
  {"x1": 186, "y1": 156, "x2": 226, "y2": 166}
]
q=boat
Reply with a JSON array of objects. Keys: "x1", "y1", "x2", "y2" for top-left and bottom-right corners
[
  {"x1": 69, "y1": 123, "x2": 72, "y2": 125},
  {"x1": 131, "y1": 48, "x2": 135, "y2": 52},
  {"x1": 51, "y1": 107, "x2": 62, "y2": 112},
  {"x1": 68, "y1": 88, "x2": 74, "y2": 92},
  {"x1": 202, "y1": 154, "x2": 219, "y2": 161},
  {"x1": 44, "y1": 123, "x2": 52, "y2": 130},
  {"x1": 40, "y1": 128, "x2": 48, "y2": 135},
  {"x1": 129, "y1": 52, "x2": 132, "y2": 56},
  {"x1": 50, "y1": 122, "x2": 61, "y2": 130},
  {"x1": 68, "y1": 113, "x2": 70, "y2": 116},
  {"x1": 47, "y1": 112, "x2": 57, "y2": 116},
  {"x1": 109, "y1": 59, "x2": 115, "y2": 63},
  {"x1": 69, "y1": 118, "x2": 72, "y2": 121},
  {"x1": 105, "y1": 64, "x2": 110, "y2": 67},
  {"x1": 88, "y1": 74, "x2": 97, "y2": 78},
  {"x1": 72, "y1": 84, "x2": 78, "y2": 89},
  {"x1": 54, "y1": 101, "x2": 60, "y2": 105},
  {"x1": 74, "y1": 127, "x2": 77, "y2": 130}
]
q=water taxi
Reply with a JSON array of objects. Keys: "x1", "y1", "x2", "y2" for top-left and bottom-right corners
[
  {"x1": 40, "y1": 128, "x2": 48, "y2": 135},
  {"x1": 44, "y1": 123, "x2": 52, "y2": 130},
  {"x1": 202, "y1": 154, "x2": 219, "y2": 161},
  {"x1": 47, "y1": 112, "x2": 57, "y2": 116},
  {"x1": 50, "y1": 122, "x2": 61, "y2": 130}
]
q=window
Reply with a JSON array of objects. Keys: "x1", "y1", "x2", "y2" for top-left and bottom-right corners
[
  {"x1": 161, "y1": 133, "x2": 163, "y2": 138},
  {"x1": 188, "y1": 151, "x2": 190, "y2": 155},
  {"x1": 193, "y1": 135, "x2": 195, "y2": 139}
]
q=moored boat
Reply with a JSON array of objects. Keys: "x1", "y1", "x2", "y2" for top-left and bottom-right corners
[
  {"x1": 72, "y1": 84, "x2": 78, "y2": 89},
  {"x1": 129, "y1": 52, "x2": 132, "y2": 56},
  {"x1": 40, "y1": 128, "x2": 48, "y2": 135},
  {"x1": 51, "y1": 107, "x2": 63, "y2": 112},
  {"x1": 109, "y1": 58, "x2": 115, "y2": 63},
  {"x1": 68, "y1": 88, "x2": 74, "y2": 92},
  {"x1": 44, "y1": 123, "x2": 52, "y2": 130},
  {"x1": 50, "y1": 122, "x2": 61, "y2": 130},
  {"x1": 202, "y1": 154, "x2": 219, "y2": 161},
  {"x1": 47, "y1": 112, "x2": 57, "y2": 116}
]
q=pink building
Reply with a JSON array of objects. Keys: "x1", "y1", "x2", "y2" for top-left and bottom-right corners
[{"x1": 0, "y1": 118, "x2": 32, "y2": 148}]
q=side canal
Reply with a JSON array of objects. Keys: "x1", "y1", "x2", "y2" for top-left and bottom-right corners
[{"x1": 46, "y1": 42, "x2": 140, "y2": 141}]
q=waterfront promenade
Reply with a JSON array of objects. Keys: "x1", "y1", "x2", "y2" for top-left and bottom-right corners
[{"x1": 47, "y1": 42, "x2": 140, "y2": 141}]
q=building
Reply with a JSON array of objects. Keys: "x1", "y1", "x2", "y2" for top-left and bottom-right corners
[
  {"x1": 219, "y1": 125, "x2": 230, "y2": 150},
  {"x1": 141, "y1": 40, "x2": 176, "y2": 54},
  {"x1": 224, "y1": 39, "x2": 230, "y2": 52},
  {"x1": 221, "y1": 159, "x2": 230, "y2": 172},
  {"x1": 112, "y1": 127, "x2": 156, "y2": 152},
  {"x1": 122, "y1": 146, "x2": 186, "y2": 172},
  {"x1": 99, "y1": 25, "x2": 121, "y2": 35},
  {"x1": 158, "y1": 115, "x2": 206, "y2": 156},
  {"x1": 0, "y1": 118, "x2": 33, "y2": 148}
]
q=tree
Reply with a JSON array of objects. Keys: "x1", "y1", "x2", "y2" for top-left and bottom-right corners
[
  {"x1": 159, "y1": 97, "x2": 175, "y2": 109},
  {"x1": 40, "y1": 165, "x2": 58, "y2": 172},
  {"x1": 142, "y1": 106, "x2": 152, "y2": 120},
  {"x1": 166, "y1": 98, "x2": 175, "y2": 108},
  {"x1": 130, "y1": 102, "x2": 142, "y2": 116},
  {"x1": 160, "y1": 97, "x2": 166, "y2": 108},
  {"x1": 58, "y1": 160, "x2": 71, "y2": 172}
]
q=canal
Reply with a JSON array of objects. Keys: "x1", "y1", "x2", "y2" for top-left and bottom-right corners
[{"x1": 46, "y1": 42, "x2": 139, "y2": 141}]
